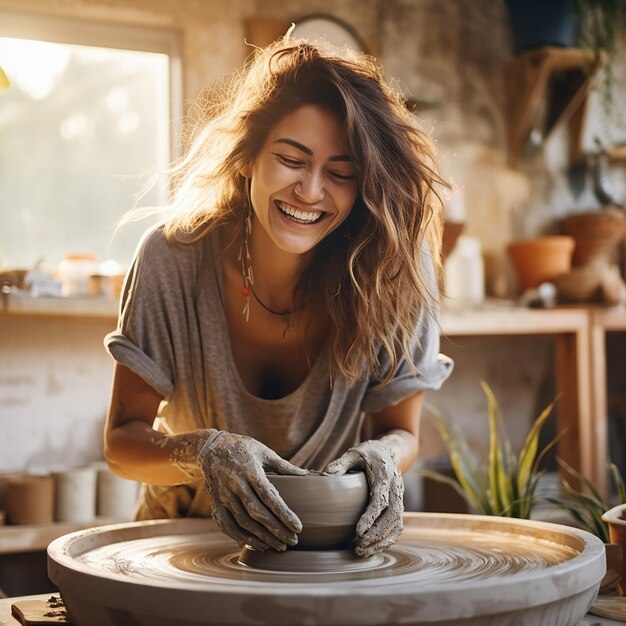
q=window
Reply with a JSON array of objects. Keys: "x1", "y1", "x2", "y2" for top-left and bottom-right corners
[{"x1": 0, "y1": 12, "x2": 182, "y2": 271}]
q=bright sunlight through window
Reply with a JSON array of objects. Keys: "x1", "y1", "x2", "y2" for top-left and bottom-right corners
[{"x1": 0, "y1": 36, "x2": 171, "y2": 271}]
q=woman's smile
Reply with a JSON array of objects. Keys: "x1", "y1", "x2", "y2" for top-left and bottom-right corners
[{"x1": 274, "y1": 200, "x2": 325, "y2": 224}]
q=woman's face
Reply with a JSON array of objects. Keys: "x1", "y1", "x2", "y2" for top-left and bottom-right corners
[{"x1": 247, "y1": 104, "x2": 358, "y2": 257}]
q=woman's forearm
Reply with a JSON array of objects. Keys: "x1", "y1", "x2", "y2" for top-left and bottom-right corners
[
  {"x1": 104, "y1": 421, "x2": 211, "y2": 485},
  {"x1": 377, "y1": 429, "x2": 419, "y2": 474}
]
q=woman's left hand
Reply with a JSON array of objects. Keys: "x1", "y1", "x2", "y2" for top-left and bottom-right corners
[{"x1": 323, "y1": 440, "x2": 404, "y2": 557}]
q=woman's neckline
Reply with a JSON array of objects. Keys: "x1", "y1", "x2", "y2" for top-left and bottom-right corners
[{"x1": 210, "y1": 225, "x2": 327, "y2": 403}]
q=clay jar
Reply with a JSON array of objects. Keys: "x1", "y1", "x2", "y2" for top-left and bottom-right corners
[
  {"x1": 267, "y1": 471, "x2": 369, "y2": 551},
  {"x1": 507, "y1": 236, "x2": 575, "y2": 293},
  {"x1": 5, "y1": 475, "x2": 55, "y2": 524},
  {"x1": 53, "y1": 466, "x2": 97, "y2": 523},
  {"x1": 602, "y1": 504, "x2": 626, "y2": 596}
]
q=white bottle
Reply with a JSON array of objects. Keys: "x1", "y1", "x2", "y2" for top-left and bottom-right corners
[{"x1": 444, "y1": 235, "x2": 485, "y2": 309}]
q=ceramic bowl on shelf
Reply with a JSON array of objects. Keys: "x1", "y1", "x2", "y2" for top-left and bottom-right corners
[{"x1": 507, "y1": 236, "x2": 575, "y2": 293}]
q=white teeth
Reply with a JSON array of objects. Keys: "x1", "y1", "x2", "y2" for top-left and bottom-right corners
[{"x1": 277, "y1": 201, "x2": 322, "y2": 223}]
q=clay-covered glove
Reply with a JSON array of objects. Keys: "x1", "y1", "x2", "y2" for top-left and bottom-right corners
[
  {"x1": 198, "y1": 429, "x2": 308, "y2": 553},
  {"x1": 323, "y1": 440, "x2": 404, "y2": 557}
]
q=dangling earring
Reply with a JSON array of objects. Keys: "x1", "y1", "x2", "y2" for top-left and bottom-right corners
[
  {"x1": 236, "y1": 177, "x2": 296, "y2": 339},
  {"x1": 238, "y1": 178, "x2": 254, "y2": 322}
]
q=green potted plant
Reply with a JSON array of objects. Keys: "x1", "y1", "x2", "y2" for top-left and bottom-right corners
[
  {"x1": 422, "y1": 382, "x2": 560, "y2": 519},
  {"x1": 546, "y1": 458, "x2": 626, "y2": 595},
  {"x1": 506, "y1": 0, "x2": 626, "y2": 113},
  {"x1": 546, "y1": 458, "x2": 626, "y2": 542},
  {"x1": 576, "y1": 0, "x2": 626, "y2": 115}
]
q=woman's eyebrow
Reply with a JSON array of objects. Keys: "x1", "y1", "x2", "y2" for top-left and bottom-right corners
[{"x1": 273, "y1": 138, "x2": 352, "y2": 162}]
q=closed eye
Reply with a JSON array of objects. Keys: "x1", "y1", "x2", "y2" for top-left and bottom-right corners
[
  {"x1": 329, "y1": 171, "x2": 356, "y2": 181},
  {"x1": 274, "y1": 153, "x2": 304, "y2": 168}
]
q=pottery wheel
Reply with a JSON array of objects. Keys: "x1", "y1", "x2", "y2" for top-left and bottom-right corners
[{"x1": 48, "y1": 513, "x2": 606, "y2": 626}]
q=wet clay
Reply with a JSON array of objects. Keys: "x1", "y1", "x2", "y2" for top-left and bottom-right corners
[
  {"x1": 49, "y1": 514, "x2": 606, "y2": 626},
  {"x1": 197, "y1": 429, "x2": 309, "y2": 552},
  {"x1": 265, "y1": 472, "x2": 368, "y2": 550},
  {"x1": 324, "y1": 438, "x2": 404, "y2": 557}
]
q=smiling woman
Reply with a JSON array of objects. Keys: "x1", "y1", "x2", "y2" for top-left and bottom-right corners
[
  {"x1": 103, "y1": 37, "x2": 453, "y2": 559},
  {"x1": 0, "y1": 13, "x2": 180, "y2": 270}
]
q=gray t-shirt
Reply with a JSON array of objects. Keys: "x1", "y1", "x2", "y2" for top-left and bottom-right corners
[{"x1": 104, "y1": 225, "x2": 452, "y2": 519}]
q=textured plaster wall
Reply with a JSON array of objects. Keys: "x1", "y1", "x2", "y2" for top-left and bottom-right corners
[
  {"x1": 0, "y1": 317, "x2": 114, "y2": 472},
  {"x1": 0, "y1": 0, "x2": 622, "y2": 473}
]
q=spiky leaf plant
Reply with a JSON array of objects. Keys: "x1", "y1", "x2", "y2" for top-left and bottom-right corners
[
  {"x1": 545, "y1": 458, "x2": 626, "y2": 542},
  {"x1": 422, "y1": 382, "x2": 561, "y2": 519}
]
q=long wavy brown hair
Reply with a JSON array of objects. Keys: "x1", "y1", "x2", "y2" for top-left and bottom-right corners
[{"x1": 162, "y1": 38, "x2": 446, "y2": 385}]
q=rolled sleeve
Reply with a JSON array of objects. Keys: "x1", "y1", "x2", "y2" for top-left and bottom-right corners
[
  {"x1": 103, "y1": 226, "x2": 185, "y2": 400},
  {"x1": 361, "y1": 307, "x2": 453, "y2": 414}
]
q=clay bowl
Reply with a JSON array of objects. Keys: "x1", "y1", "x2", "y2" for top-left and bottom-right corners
[
  {"x1": 553, "y1": 264, "x2": 604, "y2": 302},
  {"x1": 507, "y1": 236, "x2": 575, "y2": 293},
  {"x1": 266, "y1": 471, "x2": 368, "y2": 551}
]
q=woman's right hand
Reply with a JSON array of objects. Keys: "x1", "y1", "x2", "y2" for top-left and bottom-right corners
[{"x1": 198, "y1": 429, "x2": 308, "y2": 552}]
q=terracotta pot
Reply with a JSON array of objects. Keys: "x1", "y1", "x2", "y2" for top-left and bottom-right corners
[
  {"x1": 0, "y1": 472, "x2": 22, "y2": 512},
  {"x1": 507, "y1": 236, "x2": 575, "y2": 293},
  {"x1": 602, "y1": 504, "x2": 626, "y2": 596},
  {"x1": 5, "y1": 475, "x2": 55, "y2": 524},
  {"x1": 600, "y1": 543, "x2": 623, "y2": 594},
  {"x1": 563, "y1": 209, "x2": 626, "y2": 266}
]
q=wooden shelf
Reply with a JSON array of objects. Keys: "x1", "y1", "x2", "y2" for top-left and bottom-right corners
[
  {"x1": 441, "y1": 301, "x2": 589, "y2": 336},
  {"x1": 0, "y1": 293, "x2": 118, "y2": 319},
  {"x1": 505, "y1": 46, "x2": 605, "y2": 162}
]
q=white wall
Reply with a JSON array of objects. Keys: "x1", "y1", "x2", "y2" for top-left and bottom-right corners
[{"x1": 0, "y1": 317, "x2": 114, "y2": 472}]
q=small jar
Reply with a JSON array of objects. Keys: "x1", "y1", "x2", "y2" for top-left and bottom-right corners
[
  {"x1": 58, "y1": 253, "x2": 98, "y2": 296},
  {"x1": 53, "y1": 466, "x2": 97, "y2": 523},
  {"x1": 444, "y1": 236, "x2": 485, "y2": 309},
  {"x1": 5, "y1": 475, "x2": 55, "y2": 525}
]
